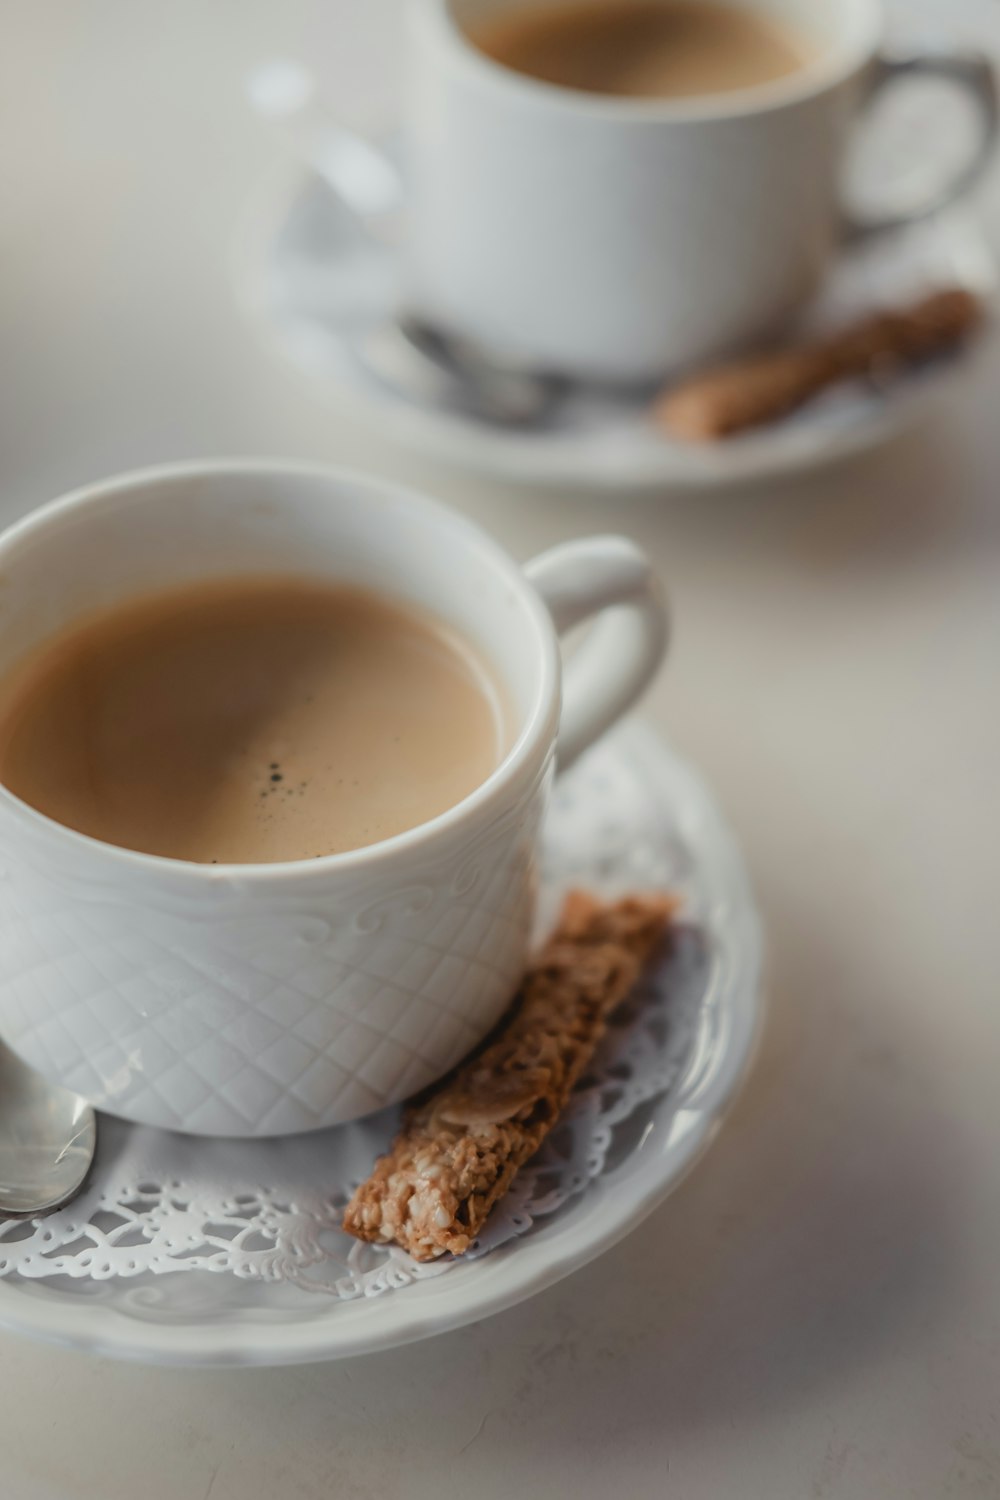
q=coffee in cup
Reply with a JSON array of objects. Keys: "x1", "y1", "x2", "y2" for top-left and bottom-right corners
[
  {"x1": 468, "y1": 0, "x2": 812, "y2": 101},
  {"x1": 0, "y1": 575, "x2": 508, "y2": 865}
]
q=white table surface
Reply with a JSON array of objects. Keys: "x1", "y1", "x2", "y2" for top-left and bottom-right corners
[{"x1": 1, "y1": 3, "x2": 999, "y2": 1496}]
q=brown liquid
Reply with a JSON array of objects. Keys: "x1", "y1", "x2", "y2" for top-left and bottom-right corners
[
  {"x1": 469, "y1": 0, "x2": 809, "y2": 99},
  {"x1": 0, "y1": 577, "x2": 507, "y2": 864}
]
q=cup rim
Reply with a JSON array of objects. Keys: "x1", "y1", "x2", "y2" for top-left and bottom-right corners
[
  {"x1": 0, "y1": 458, "x2": 561, "y2": 882},
  {"x1": 419, "y1": 0, "x2": 882, "y2": 122}
]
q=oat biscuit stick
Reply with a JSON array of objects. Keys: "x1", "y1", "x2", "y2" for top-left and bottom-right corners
[
  {"x1": 342, "y1": 891, "x2": 677, "y2": 1261},
  {"x1": 657, "y1": 287, "x2": 984, "y2": 441}
]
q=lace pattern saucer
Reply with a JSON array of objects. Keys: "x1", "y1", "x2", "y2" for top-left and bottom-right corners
[{"x1": 0, "y1": 722, "x2": 762, "y2": 1365}]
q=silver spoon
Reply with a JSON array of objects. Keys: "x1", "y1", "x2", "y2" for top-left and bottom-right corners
[
  {"x1": 247, "y1": 60, "x2": 566, "y2": 428},
  {"x1": 362, "y1": 314, "x2": 567, "y2": 427},
  {"x1": 0, "y1": 1045, "x2": 96, "y2": 1217}
]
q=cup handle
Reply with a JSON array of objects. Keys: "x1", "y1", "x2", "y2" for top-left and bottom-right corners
[
  {"x1": 524, "y1": 537, "x2": 668, "y2": 774},
  {"x1": 843, "y1": 48, "x2": 999, "y2": 240}
]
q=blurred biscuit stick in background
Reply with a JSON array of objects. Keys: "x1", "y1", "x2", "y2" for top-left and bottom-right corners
[{"x1": 657, "y1": 287, "x2": 985, "y2": 441}]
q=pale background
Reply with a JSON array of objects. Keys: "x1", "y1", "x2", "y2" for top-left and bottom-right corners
[{"x1": 1, "y1": 2, "x2": 999, "y2": 1496}]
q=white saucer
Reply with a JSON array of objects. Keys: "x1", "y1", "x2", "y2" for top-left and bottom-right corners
[
  {"x1": 236, "y1": 158, "x2": 996, "y2": 492},
  {"x1": 0, "y1": 723, "x2": 761, "y2": 1366}
]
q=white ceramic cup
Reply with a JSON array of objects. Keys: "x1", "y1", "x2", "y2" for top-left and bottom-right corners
[
  {"x1": 399, "y1": 0, "x2": 998, "y2": 380},
  {"x1": 0, "y1": 461, "x2": 667, "y2": 1137}
]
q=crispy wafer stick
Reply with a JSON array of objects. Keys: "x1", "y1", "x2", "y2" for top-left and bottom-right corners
[
  {"x1": 342, "y1": 891, "x2": 677, "y2": 1261},
  {"x1": 657, "y1": 287, "x2": 984, "y2": 441}
]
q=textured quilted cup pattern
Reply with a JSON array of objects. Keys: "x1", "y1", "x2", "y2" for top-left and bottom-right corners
[{"x1": 0, "y1": 771, "x2": 548, "y2": 1135}]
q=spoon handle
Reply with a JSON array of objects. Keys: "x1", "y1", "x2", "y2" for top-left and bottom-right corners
[{"x1": 0, "y1": 1046, "x2": 96, "y2": 1218}]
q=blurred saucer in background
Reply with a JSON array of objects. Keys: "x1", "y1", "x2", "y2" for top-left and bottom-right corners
[{"x1": 235, "y1": 154, "x2": 996, "y2": 493}]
